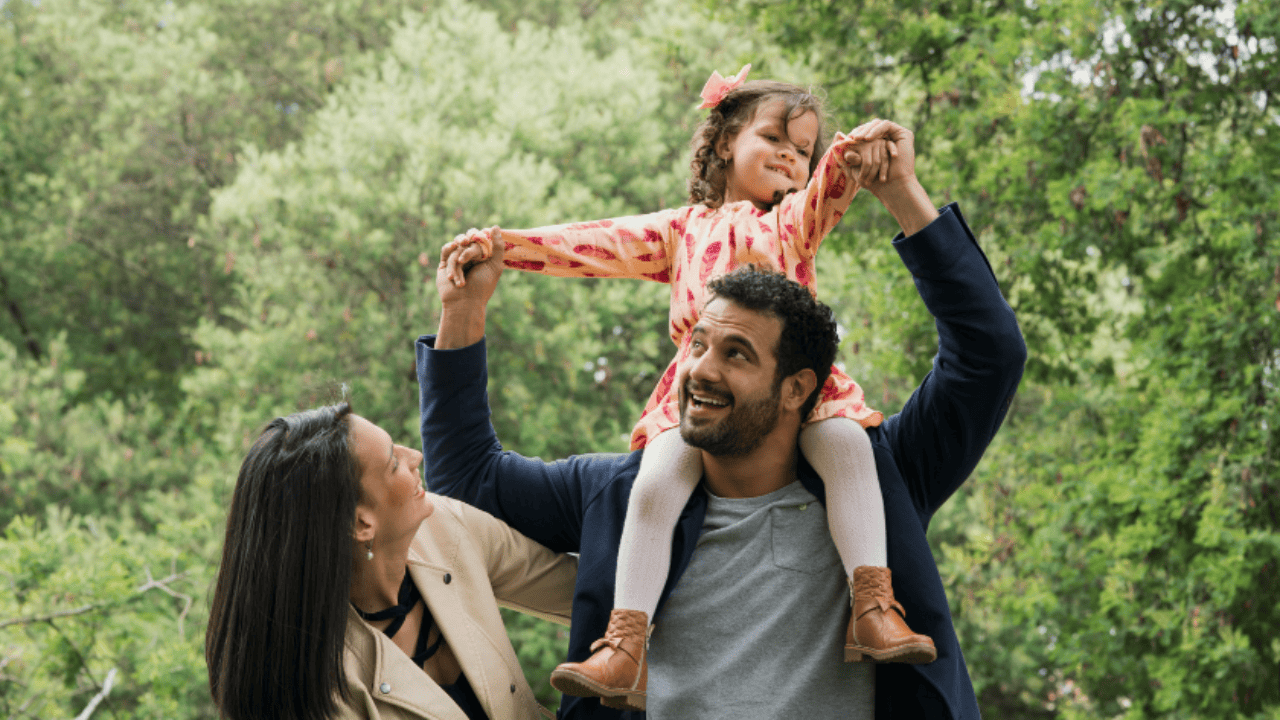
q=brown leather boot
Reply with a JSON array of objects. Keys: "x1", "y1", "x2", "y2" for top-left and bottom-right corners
[
  {"x1": 550, "y1": 609, "x2": 650, "y2": 711},
  {"x1": 846, "y1": 566, "x2": 937, "y2": 664}
]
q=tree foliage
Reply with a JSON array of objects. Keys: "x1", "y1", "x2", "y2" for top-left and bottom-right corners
[
  {"x1": 2, "y1": 0, "x2": 793, "y2": 714},
  {"x1": 3, "y1": 0, "x2": 1277, "y2": 717},
  {"x1": 732, "y1": 0, "x2": 1280, "y2": 716}
]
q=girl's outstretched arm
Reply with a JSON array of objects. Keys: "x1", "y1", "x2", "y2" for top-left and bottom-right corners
[{"x1": 446, "y1": 208, "x2": 687, "y2": 284}]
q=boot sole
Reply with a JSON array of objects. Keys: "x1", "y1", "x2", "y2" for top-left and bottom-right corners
[
  {"x1": 550, "y1": 668, "x2": 646, "y2": 711},
  {"x1": 845, "y1": 643, "x2": 937, "y2": 664}
]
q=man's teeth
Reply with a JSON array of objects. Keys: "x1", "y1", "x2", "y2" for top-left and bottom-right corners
[{"x1": 694, "y1": 395, "x2": 728, "y2": 407}]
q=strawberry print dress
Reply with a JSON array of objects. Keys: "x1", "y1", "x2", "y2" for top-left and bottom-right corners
[{"x1": 483, "y1": 135, "x2": 882, "y2": 449}]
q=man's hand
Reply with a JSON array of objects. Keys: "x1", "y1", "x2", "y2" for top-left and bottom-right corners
[
  {"x1": 435, "y1": 228, "x2": 504, "y2": 349},
  {"x1": 438, "y1": 227, "x2": 503, "y2": 302},
  {"x1": 440, "y1": 227, "x2": 496, "y2": 287},
  {"x1": 844, "y1": 119, "x2": 916, "y2": 193},
  {"x1": 844, "y1": 119, "x2": 937, "y2": 237},
  {"x1": 838, "y1": 134, "x2": 892, "y2": 187}
]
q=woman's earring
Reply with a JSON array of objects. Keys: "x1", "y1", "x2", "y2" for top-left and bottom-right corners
[{"x1": 366, "y1": 541, "x2": 374, "y2": 561}]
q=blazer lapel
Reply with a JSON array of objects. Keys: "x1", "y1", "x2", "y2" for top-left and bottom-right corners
[
  {"x1": 347, "y1": 601, "x2": 465, "y2": 720},
  {"x1": 408, "y1": 554, "x2": 512, "y2": 720},
  {"x1": 345, "y1": 509, "x2": 533, "y2": 720}
]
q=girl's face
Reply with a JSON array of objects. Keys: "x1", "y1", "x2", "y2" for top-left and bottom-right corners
[{"x1": 717, "y1": 100, "x2": 819, "y2": 210}]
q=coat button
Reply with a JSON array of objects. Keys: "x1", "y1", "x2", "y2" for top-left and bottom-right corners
[
  {"x1": 443, "y1": 573, "x2": 452, "y2": 584},
  {"x1": 379, "y1": 682, "x2": 391, "y2": 694},
  {"x1": 510, "y1": 684, "x2": 516, "y2": 693}
]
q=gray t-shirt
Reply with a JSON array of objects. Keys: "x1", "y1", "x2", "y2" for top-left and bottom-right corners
[{"x1": 647, "y1": 481, "x2": 874, "y2": 719}]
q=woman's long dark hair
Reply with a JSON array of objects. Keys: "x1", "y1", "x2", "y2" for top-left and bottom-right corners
[{"x1": 206, "y1": 403, "x2": 362, "y2": 720}]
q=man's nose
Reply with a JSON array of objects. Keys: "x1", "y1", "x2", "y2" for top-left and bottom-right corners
[{"x1": 687, "y1": 350, "x2": 721, "y2": 383}]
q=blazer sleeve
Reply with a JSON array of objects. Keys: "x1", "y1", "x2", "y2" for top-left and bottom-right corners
[
  {"x1": 486, "y1": 208, "x2": 682, "y2": 282},
  {"x1": 454, "y1": 500, "x2": 577, "y2": 626},
  {"x1": 417, "y1": 334, "x2": 614, "y2": 555},
  {"x1": 881, "y1": 204, "x2": 1027, "y2": 521}
]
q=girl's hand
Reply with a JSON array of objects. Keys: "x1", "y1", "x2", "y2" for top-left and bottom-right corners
[
  {"x1": 440, "y1": 227, "x2": 498, "y2": 287},
  {"x1": 841, "y1": 137, "x2": 893, "y2": 186},
  {"x1": 436, "y1": 231, "x2": 505, "y2": 307},
  {"x1": 843, "y1": 119, "x2": 917, "y2": 195}
]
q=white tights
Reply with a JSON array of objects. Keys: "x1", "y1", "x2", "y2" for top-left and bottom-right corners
[{"x1": 612, "y1": 418, "x2": 885, "y2": 619}]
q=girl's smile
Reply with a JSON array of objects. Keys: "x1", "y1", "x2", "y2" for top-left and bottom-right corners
[{"x1": 717, "y1": 100, "x2": 818, "y2": 210}]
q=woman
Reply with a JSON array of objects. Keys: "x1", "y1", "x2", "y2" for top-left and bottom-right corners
[{"x1": 206, "y1": 402, "x2": 575, "y2": 720}]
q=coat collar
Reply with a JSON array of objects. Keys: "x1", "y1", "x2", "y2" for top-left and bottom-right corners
[{"x1": 344, "y1": 523, "x2": 500, "y2": 719}]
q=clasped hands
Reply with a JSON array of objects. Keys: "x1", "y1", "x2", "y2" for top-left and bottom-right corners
[{"x1": 839, "y1": 118, "x2": 916, "y2": 195}]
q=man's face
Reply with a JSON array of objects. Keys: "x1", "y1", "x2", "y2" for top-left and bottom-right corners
[{"x1": 678, "y1": 297, "x2": 786, "y2": 457}]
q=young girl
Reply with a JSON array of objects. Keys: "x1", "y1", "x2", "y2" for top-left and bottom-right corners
[{"x1": 442, "y1": 65, "x2": 935, "y2": 710}]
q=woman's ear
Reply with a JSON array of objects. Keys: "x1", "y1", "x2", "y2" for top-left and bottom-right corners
[
  {"x1": 782, "y1": 369, "x2": 818, "y2": 414},
  {"x1": 353, "y1": 505, "x2": 377, "y2": 543}
]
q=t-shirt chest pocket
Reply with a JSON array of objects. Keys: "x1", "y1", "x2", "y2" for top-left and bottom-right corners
[{"x1": 769, "y1": 504, "x2": 842, "y2": 574}]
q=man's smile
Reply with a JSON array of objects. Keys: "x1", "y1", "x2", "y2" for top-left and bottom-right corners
[{"x1": 684, "y1": 382, "x2": 732, "y2": 417}]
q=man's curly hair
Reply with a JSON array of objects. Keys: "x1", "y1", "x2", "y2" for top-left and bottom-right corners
[
  {"x1": 688, "y1": 80, "x2": 829, "y2": 209},
  {"x1": 705, "y1": 266, "x2": 839, "y2": 418}
]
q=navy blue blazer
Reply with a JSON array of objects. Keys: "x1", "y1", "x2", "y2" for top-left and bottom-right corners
[{"x1": 418, "y1": 204, "x2": 1026, "y2": 720}]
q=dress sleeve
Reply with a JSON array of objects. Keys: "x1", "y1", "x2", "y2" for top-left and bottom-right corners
[
  {"x1": 776, "y1": 134, "x2": 862, "y2": 261},
  {"x1": 493, "y1": 208, "x2": 683, "y2": 283}
]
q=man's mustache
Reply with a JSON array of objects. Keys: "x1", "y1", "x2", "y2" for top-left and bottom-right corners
[{"x1": 682, "y1": 381, "x2": 732, "y2": 404}]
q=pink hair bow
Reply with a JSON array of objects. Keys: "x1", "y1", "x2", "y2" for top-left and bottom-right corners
[{"x1": 697, "y1": 63, "x2": 752, "y2": 109}]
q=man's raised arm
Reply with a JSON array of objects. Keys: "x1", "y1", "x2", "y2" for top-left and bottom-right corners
[
  {"x1": 417, "y1": 239, "x2": 590, "y2": 553},
  {"x1": 850, "y1": 121, "x2": 1028, "y2": 519}
]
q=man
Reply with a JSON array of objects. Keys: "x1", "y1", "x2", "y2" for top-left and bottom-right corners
[{"x1": 418, "y1": 121, "x2": 1025, "y2": 719}]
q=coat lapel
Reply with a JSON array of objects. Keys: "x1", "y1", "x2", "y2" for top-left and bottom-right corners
[
  {"x1": 408, "y1": 545, "x2": 515, "y2": 720},
  {"x1": 347, "y1": 602, "x2": 465, "y2": 720},
  {"x1": 344, "y1": 507, "x2": 533, "y2": 720}
]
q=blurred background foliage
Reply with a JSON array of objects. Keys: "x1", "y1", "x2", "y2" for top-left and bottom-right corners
[{"x1": 1, "y1": 0, "x2": 1276, "y2": 717}]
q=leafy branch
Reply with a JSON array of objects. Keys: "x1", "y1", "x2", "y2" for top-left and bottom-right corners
[
  {"x1": 71, "y1": 667, "x2": 117, "y2": 720},
  {"x1": 0, "y1": 569, "x2": 191, "y2": 635}
]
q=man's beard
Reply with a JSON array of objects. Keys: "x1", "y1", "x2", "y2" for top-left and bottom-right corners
[{"x1": 678, "y1": 379, "x2": 782, "y2": 458}]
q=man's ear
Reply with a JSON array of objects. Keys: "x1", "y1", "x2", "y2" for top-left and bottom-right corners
[
  {"x1": 781, "y1": 368, "x2": 818, "y2": 414},
  {"x1": 353, "y1": 505, "x2": 377, "y2": 544}
]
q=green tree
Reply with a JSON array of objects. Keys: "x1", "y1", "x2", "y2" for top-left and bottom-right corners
[
  {"x1": 189, "y1": 0, "x2": 783, "y2": 455},
  {"x1": 731, "y1": 0, "x2": 1280, "y2": 716},
  {"x1": 183, "y1": 0, "x2": 801, "y2": 706},
  {"x1": 3, "y1": 0, "x2": 447, "y2": 406},
  {"x1": 0, "y1": 334, "x2": 228, "y2": 718}
]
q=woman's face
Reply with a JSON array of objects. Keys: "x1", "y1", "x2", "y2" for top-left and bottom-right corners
[{"x1": 349, "y1": 415, "x2": 432, "y2": 542}]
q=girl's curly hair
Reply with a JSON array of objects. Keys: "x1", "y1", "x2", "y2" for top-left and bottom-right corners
[{"x1": 688, "y1": 80, "x2": 829, "y2": 209}]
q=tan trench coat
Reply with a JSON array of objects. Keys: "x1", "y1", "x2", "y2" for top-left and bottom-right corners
[{"x1": 340, "y1": 495, "x2": 576, "y2": 719}]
